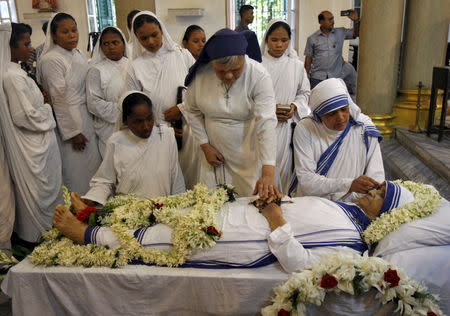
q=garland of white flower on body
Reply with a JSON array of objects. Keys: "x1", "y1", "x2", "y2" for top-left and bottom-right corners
[
  {"x1": 262, "y1": 253, "x2": 443, "y2": 316},
  {"x1": 29, "y1": 184, "x2": 228, "y2": 268},
  {"x1": 363, "y1": 180, "x2": 442, "y2": 244}
]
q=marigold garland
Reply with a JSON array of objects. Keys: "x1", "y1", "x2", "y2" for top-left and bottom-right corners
[
  {"x1": 29, "y1": 184, "x2": 228, "y2": 268},
  {"x1": 262, "y1": 253, "x2": 444, "y2": 316},
  {"x1": 363, "y1": 180, "x2": 442, "y2": 244}
]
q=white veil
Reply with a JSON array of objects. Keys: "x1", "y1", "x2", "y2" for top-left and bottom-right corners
[
  {"x1": 260, "y1": 19, "x2": 298, "y2": 58},
  {"x1": 90, "y1": 26, "x2": 130, "y2": 65}
]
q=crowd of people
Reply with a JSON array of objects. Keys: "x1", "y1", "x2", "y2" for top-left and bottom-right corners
[{"x1": 0, "y1": 6, "x2": 381, "y2": 251}]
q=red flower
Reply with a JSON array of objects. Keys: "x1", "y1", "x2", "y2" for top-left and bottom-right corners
[
  {"x1": 76, "y1": 206, "x2": 97, "y2": 223},
  {"x1": 384, "y1": 269, "x2": 400, "y2": 287},
  {"x1": 205, "y1": 226, "x2": 222, "y2": 237},
  {"x1": 320, "y1": 275, "x2": 338, "y2": 289},
  {"x1": 155, "y1": 203, "x2": 164, "y2": 209},
  {"x1": 277, "y1": 309, "x2": 291, "y2": 316},
  {"x1": 427, "y1": 312, "x2": 437, "y2": 316}
]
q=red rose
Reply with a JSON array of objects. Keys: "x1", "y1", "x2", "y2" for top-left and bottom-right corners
[
  {"x1": 320, "y1": 275, "x2": 338, "y2": 289},
  {"x1": 205, "y1": 226, "x2": 222, "y2": 237},
  {"x1": 155, "y1": 203, "x2": 164, "y2": 209},
  {"x1": 76, "y1": 206, "x2": 97, "y2": 223},
  {"x1": 384, "y1": 269, "x2": 400, "y2": 287},
  {"x1": 427, "y1": 312, "x2": 437, "y2": 316},
  {"x1": 277, "y1": 309, "x2": 291, "y2": 316}
]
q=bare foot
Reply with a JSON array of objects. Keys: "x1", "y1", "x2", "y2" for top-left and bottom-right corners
[
  {"x1": 70, "y1": 192, "x2": 88, "y2": 215},
  {"x1": 53, "y1": 205, "x2": 88, "y2": 244}
]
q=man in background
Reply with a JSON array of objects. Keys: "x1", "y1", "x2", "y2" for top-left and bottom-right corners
[{"x1": 235, "y1": 5, "x2": 254, "y2": 32}]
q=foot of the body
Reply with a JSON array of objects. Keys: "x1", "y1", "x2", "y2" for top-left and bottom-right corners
[
  {"x1": 70, "y1": 192, "x2": 88, "y2": 215},
  {"x1": 53, "y1": 205, "x2": 88, "y2": 244}
]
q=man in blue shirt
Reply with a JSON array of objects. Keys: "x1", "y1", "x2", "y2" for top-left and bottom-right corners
[{"x1": 304, "y1": 10, "x2": 360, "y2": 88}]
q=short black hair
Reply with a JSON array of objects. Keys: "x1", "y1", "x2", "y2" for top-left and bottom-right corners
[
  {"x1": 50, "y1": 13, "x2": 76, "y2": 36},
  {"x1": 127, "y1": 9, "x2": 140, "y2": 31},
  {"x1": 42, "y1": 21, "x2": 49, "y2": 34},
  {"x1": 133, "y1": 14, "x2": 161, "y2": 34},
  {"x1": 182, "y1": 25, "x2": 204, "y2": 42},
  {"x1": 239, "y1": 5, "x2": 254, "y2": 17},
  {"x1": 318, "y1": 13, "x2": 325, "y2": 22},
  {"x1": 122, "y1": 92, "x2": 153, "y2": 123},
  {"x1": 265, "y1": 21, "x2": 291, "y2": 42},
  {"x1": 10, "y1": 23, "x2": 32, "y2": 48},
  {"x1": 100, "y1": 27, "x2": 125, "y2": 45}
]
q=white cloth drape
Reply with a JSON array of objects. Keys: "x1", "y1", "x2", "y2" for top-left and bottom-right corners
[
  {"x1": 1, "y1": 24, "x2": 63, "y2": 242},
  {"x1": 126, "y1": 11, "x2": 200, "y2": 189},
  {"x1": 0, "y1": 23, "x2": 15, "y2": 248},
  {"x1": 37, "y1": 14, "x2": 101, "y2": 194},
  {"x1": 87, "y1": 26, "x2": 129, "y2": 157},
  {"x1": 182, "y1": 57, "x2": 278, "y2": 196},
  {"x1": 261, "y1": 20, "x2": 310, "y2": 194},
  {"x1": 83, "y1": 125, "x2": 185, "y2": 205}
]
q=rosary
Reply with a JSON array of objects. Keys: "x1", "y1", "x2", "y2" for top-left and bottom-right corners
[{"x1": 223, "y1": 83, "x2": 232, "y2": 106}]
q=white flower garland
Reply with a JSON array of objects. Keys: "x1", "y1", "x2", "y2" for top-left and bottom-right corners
[
  {"x1": 262, "y1": 253, "x2": 443, "y2": 316},
  {"x1": 30, "y1": 184, "x2": 228, "y2": 268},
  {"x1": 363, "y1": 180, "x2": 442, "y2": 244}
]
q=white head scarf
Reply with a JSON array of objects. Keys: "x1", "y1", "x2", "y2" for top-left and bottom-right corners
[
  {"x1": 260, "y1": 19, "x2": 298, "y2": 58},
  {"x1": 90, "y1": 26, "x2": 130, "y2": 65},
  {"x1": 129, "y1": 11, "x2": 181, "y2": 60}
]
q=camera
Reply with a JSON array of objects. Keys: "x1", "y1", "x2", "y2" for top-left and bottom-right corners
[{"x1": 340, "y1": 10, "x2": 352, "y2": 16}]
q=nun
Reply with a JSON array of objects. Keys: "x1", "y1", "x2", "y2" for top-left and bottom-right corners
[
  {"x1": 126, "y1": 11, "x2": 200, "y2": 189},
  {"x1": 37, "y1": 12, "x2": 101, "y2": 195},
  {"x1": 261, "y1": 19, "x2": 311, "y2": 195},
  {"x1": 293, "y1": 78, "x2": 384, "y2": 202},
  {"x1": 86, "y1": 26, "x2": 129, "y2": 157},
  {"x1": 181, "y1": 28, "x2": 278, "y2": 197},
  {"x1": 2, "y1": 23, "x2": 62, "y2": 242}
]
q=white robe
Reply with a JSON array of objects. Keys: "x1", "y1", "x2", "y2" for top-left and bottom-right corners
[
  {"x1": 86, "y1": 57, "x2": 128, "y2": 157},
  {"x1": 39, "y1": 45, "x2": 101, "y2": 195},
  {"x1": 182, "y1": 56, "x2": 278, "y2": 196},
  {"x1": 88, "y1": 196, "x2": 362, "y2": 273},
  {"x1": 2, "y1": 62, "x2": 63, "y2": 242},
  {"x1": 262, "y1": 53, "x2": 310, "y2": 194},
  {"x1": 293, "y1": 118, "x2": 384, "y2": 201},
  {"x1": 0, "y1": 132, "x2": 14, "y2": 248},
  {"x1": 83, "y1": 125, "x2": 185, "y2": 205},
  {"x1": 126, "y1": 46, "x2": 201, "y2": 189}
]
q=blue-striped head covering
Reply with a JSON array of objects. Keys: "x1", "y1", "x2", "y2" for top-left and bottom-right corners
[
  {"x1": 379, "y1": 181, "x2": 414, "y2": 215},
  {"x1": 310, "y1": 78, "x2": 351, "y2": 122}
]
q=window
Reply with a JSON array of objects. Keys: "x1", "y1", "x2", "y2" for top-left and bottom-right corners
[
  {"x1": 0, "y1": 0, "x2": 17, "y2": 24},
  {"x1": 230, "y1": 0, "x2": 296, "y2": 47},
  {"x1": 86, "y1": 0, "x2": 116, "y2": 32}
]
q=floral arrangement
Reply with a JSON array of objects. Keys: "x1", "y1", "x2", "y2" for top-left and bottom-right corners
[
  {"x1": 29, "y1": 184, "x2": 229, "y2": 268},
  {"x1": 262, "y1": 253, "x2": 443, "y2": 316},
  {"x1": 0, "y1": 249, "x2": 18, "y2": 281},
  {"x1": 363, "y1": 180, "x2": 442, "y2": 244}
]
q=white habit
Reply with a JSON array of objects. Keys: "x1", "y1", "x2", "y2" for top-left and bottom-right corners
[
  {"x1": 83, "y1": 125, "x2": 185, "y2": 206},
  {"x1": 38, "y1": 45, "x2": 102, "y2": 195},
  {"x1": 182, "y1": 56, "x2": 278, "y2": 196},
  {"x1": 2, "y1": 62, "x2": 63, "y2": 242},
  {"x1": 261, "y1": 20, "x2": 310, "y2": 194},
  {"x1": 126, "y1": 11, "x2": 201, "y2": 189}
]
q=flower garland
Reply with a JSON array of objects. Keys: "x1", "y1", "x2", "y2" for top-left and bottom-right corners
[
  {"x1": 262, "y1": 253, "x2": 443, "y2": 316},
  {"x1": 363, "y1": 180, "x2": 442, "y2": 244},
  {"x1": 29, "y1": 184, "x2": 228, "y2": 268}
]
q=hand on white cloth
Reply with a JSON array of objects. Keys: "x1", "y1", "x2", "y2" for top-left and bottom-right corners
[
  {"x1": 276, "y1": 104, "x2": 296, "y2": 122},
  {"x1": 253, "y1": 165, "x2": 279, "y2": 198},
  {"x1": 71, "y1": 133, "x2": 88, "y2": 151},
  {"x1": 201, "y1": 143, "x2": 224, "y2": 167},
  {"x1": 164, "y1": 105, "x2": 182, "y2": 122},
  {"x1": 349, "y1": 175, "x2": 380, "y2": 194}
]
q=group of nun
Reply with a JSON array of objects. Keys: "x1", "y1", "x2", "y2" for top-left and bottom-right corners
[{"x1": 0, "y1": 11, "x2": 384, "y2": 247}]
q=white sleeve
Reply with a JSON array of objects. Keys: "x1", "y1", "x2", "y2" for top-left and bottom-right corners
[
  {"x1": 125, "y1": 63, "x2": 143, "y2": 93},
  {"x1": 168, "y1": 130, "x2": 186, "y2": 194},
  {"x1": 179, "y1": 82, "x2": 210, "y2": 145},
  {"x1": 82, "y1": 140, "x2": 116, "y2": 205},
  {"x1": 40, "y1": 57, "x2": 81, "y2": 140},
  {"x1": 86, "y1": 67, "x2": 117, "y2": 124},
  {"x1": 293, "y1": 123, "x2": 353, "y2": 199},
  {"x1": 251, "y1": 69, "x2": 278, "y2": 166},
  {"x1": 364, "y1": 137, "x2": 385, "y2": 182},
  {"x1": 3, "y1": 73, "x2": 55, "y2": 132},
  {"x1": 291, "y1": 67, "x2": 311, "y2": 119},
  {"x1": 268, "y1": 223, "x2": 340, "y2": 273}
]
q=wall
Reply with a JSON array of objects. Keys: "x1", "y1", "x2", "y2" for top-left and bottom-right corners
[
  {"x1": 297, "y1": 0, "x2": 353, "y2": 60},
  {"x1": 155, "y1": 0, "x2": 226, "y2": 43},
  {"x1": 115, "y1": 0, "x2": 155, "y2": 41},
  {"x1": 15, "y1": 0, "x2": 90, "y2": 54}
]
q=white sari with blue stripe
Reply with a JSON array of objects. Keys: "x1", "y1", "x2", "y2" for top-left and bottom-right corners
[{"x1": 85, "y1": 196, "x2": 366, "y2": 272}]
